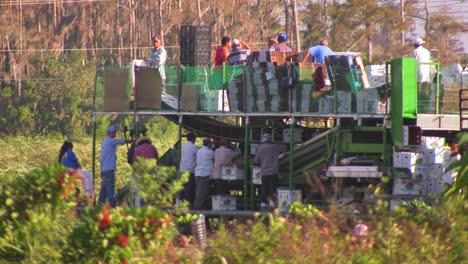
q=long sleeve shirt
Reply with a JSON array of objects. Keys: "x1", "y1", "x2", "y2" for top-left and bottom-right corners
[
  {"x1": 212, "y1": 146, "x2": 241, "y2": 179},
  {"x1": 148, "y1": 46, "x2": 167, "y2": 80},
  {"x1": 100, "y1": 136, "x2": 126, "y2": 172},
  {"x1": 254, "y1": 143, "x2": 288, "y2": 176}
]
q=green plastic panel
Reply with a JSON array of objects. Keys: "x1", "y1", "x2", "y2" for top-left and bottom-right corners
[{"x1": 390, "y1": 58, "x2": 417, "y2": 147}]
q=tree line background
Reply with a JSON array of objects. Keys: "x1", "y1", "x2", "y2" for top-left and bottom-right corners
[{"x1": 0, "y1": 0, "x2": 467, "y2": 137}]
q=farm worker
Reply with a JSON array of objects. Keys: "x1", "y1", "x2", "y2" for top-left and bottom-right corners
[
  {"x1": 267, "y1": 37, "x2": 278, "y2": 51},
  {"x1": 301, "y1": 39, "x2": 334, "y2": 91},
  {"x1": 148, "y1": 35, "x2": 167, "y2": 92},
  {"x1": 59, "y1": 140, "x2": 80, "y2": 170},
  {"x1": 179, "y1": 132, "x2": 198, "y2": 208},
  {"x1": 131, "y1": 136, "x2": 159, "y2": 207},
  {"x1": 443, "y1": 139, "x2": 461, "y2": 185},
  {"x1": 227, "y1": 39, "x2": 252, "y2": 65},
  {"x1": 98, "y1": 125, "x2": 131, "y2": 207},
  {"x1": 254, "y1": 133, "x2": 288, "y2": 210},
  {"x1": 214, "y1": 36, "x2": 232, "y2": 66},
  {"x1": 273, "y1": 32, "x2": 293, "y2": 52},
  {"x1": 409, "y1": 37, "x2": 433, "y2": 109},
  {"x1": 194, "y1": 138, "x2": 214, "y2": 210},
  {"x1": 132, "y1": 136, "x2": 159, "y2": 164},
  {"x1": 213, "y1": 36, "x2": 232, "y2": 90},
  {"x1": 77, "y1": 169, "x2": 95, "y2": 206},
  {"x1": 302, "y1": 38, "x2": 334, "y2": 64},
  {"x1": 212, "y1": 138, "x2": 242, "y2": 195}
]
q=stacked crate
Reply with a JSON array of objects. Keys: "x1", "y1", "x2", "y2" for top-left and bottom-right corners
[
  {"x1": 244, "y1": 61, "x2": 291, "y2": 112},
  {"x1": 391, "y1": 136, "x2": 456, "y2": 209},
  {"x1": 440, "y1": 66, "x2": 462, "y2": 113},
  {"x1": 179, "y1": 25, "x2": 211, "y2": 66}
]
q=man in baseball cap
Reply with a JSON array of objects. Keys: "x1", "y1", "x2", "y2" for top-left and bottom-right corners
[
  {"x1": 107, "y1": 125, "x2": 118, "y2": 133},
  {"x1": 410, "y1": 36, "x2": 432, "y2": 112},
  {"x1": 227, "y1": 39, "x2": 252, "y2": 65},
  {"x1": 413, "y1": 37, "x2": 425, "y2": 45},
  {"x1": 273, "y1": 32, "x2": 292, "y2": 52},
  {"x1": 98, "y1": 125, "x2": 132, "y2": 207}
]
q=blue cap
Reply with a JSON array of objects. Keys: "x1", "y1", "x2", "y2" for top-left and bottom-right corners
[
  {"x1": 107, "y1": 125, "x2": 118, "y2": 132},
  {"x1": 277, "y1": 32, "x2": 287, "y2": 42}
]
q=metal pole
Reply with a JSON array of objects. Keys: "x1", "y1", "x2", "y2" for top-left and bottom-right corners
[
  {"x1": 289, "y1": 116, "x2": 295, "y2": 190},
  {"x1": 178, "y1": 115, "x2": 183, "y2": 166},
  {"x1": 244, "y1": 116, "x2": 250, "y2": 210},
  {"x1": 435, "y1": 62, "x2": 440, "y2": 114},
  {"x1": 91, "y1": 66, "x2": 99, "y2": 193}
]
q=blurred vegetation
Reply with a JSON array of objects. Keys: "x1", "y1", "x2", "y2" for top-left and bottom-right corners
[{"x1": 0, "y1": 138, "x2": 467, "y2": 262}]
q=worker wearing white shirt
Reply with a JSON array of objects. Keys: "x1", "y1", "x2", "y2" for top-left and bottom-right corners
[
  {"x1": 194, "y1": 138, "x2": 214, "y2": 210},
  {"x1": 410, "y1": 37, "x2": 432, "y2": 110},
  {"x1": 148, "y1": 35, "x2": 167, "y2": 92},
  {"x1": 179, "y1": 133, "x2": 198, "y2": 208}
]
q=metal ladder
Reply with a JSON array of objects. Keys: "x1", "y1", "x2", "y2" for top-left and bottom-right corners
[{"x1": 460, "y1": 65, "x2": 468, "y2": 131}]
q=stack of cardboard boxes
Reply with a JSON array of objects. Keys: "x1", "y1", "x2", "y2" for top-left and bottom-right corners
[{"x1": 391, "y1": 136, "x2": 456, "y2": 209}]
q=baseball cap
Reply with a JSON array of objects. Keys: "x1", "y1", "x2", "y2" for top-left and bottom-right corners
[
  {"x1": 107, "y1": 125, "x2": 118, "y2": 133},
  {"x1": 232, "y1": 39, "x2": 240, "y2": 47},
  {"x1": 261, "y1": 133, "x2": 272, "y2": 143},
  {"x1": 413, "y1": 37, "x2": 425, "y2": 45},
  {"x1": 277, "y1": 32, "x2": 287, "y2": 42}
]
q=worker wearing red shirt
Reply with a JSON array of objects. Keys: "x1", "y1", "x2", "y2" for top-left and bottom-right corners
[{"x1": 214, "y1": 36, "x2": 231, "y2": 66}]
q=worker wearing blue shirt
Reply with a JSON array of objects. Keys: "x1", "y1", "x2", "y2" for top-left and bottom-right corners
[
  {"x1": 98, "y1": 125, "x2": 128, "y2": 207},
  {"x1": 302, "y1": 39, "x2": 333, "y2": 64}
]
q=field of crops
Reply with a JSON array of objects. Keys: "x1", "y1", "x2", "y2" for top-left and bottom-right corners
[{"x1": 0, "y1": 135, "x2": 467, "y2": 263}]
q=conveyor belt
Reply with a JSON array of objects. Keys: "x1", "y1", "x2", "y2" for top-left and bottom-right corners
[
  {"x1": 278, "y1": 127, "x2": 338, "y2": 183},
  {"x1": 160, "y1": 92, "x2": 245, "y2": 140}
]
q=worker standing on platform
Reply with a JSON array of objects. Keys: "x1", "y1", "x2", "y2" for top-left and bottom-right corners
[
  {"x1": 302, "y1": 39, "x2": 333, "y2": 64},
  {"x1": 227, "y1": 39, "x2": 252, "y2": 65},
  {"x1": 214, "y1": 36, "x2": 232, "y2": 66},
  {"x1": 179, "y1": 133, "x2": 198, "y2": 208},
  {"x1": 194, "y1": 138, "x2": 214, "y2": 210},
  {"x1": 409, "y1": 37, "x2": 432, "y2": 111},
  {"x1": 148, "y1": 35, "x2": 167, "y2": 92},
  {"x1": 254, "y1": 133, "x2": 288, "y2": 210},
  {"x1": 301, "y1": 39, "x2": 334, "y2": 91},
  {"x1": 273, "y1": 32, "x2": 293, "y2": 52}
]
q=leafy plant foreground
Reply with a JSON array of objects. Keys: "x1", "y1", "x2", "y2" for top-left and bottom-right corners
[{"x1": 0, "y1": 136, "x2": 467, "y2": 263}]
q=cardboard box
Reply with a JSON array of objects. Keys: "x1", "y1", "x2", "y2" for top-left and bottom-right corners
[
  {"x1": 421, "y1": 136, "x2": 445, "y2": 150},
  {"x1": 277, "y1": 188, "x2": 302, "y2": 213},
  {"x1": 319, "y1": 96, "x2": 334, "y2": 113},
  {"x1": 283, "y1": 128, "x2": 303, "y2": 143},
  {"x1": 212, "y1": 195, "x2": 236, "y2": 211},
  {"x1": 221, "y1": 164, "x2": 244, "y2": 180},
  {"x1": 252, "y1": 166, "x2": 262, "y2": 184},
  {"x1": 424, "y1": 148, "x2": 451, "y2": 165},
  {"x1": 393, "y1": 152, "x2": 423, "y2": 169},
  {"x1": 392, "y1": 178, "x2": 421, "y2": 195},
  {"x1": 180, "y1": 83, "x2": 199, "y2": 111},
  {"x1": 390, "y1": 199, "x2": 411, "y2": 211}
]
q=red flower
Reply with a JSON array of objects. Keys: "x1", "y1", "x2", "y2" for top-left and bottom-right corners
[
  {"x1": 98, "y1": 205, "x2": 113, "y2": 230},
  {"x1": 116, "y1": 234, "x2": 129, "y2": 248},
  {"x1": 56, "y1": 175, "x2": 65, "y2": 186},
  {"x1": 121, "y1": 259, "x2": 128, "y2": 264}
]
